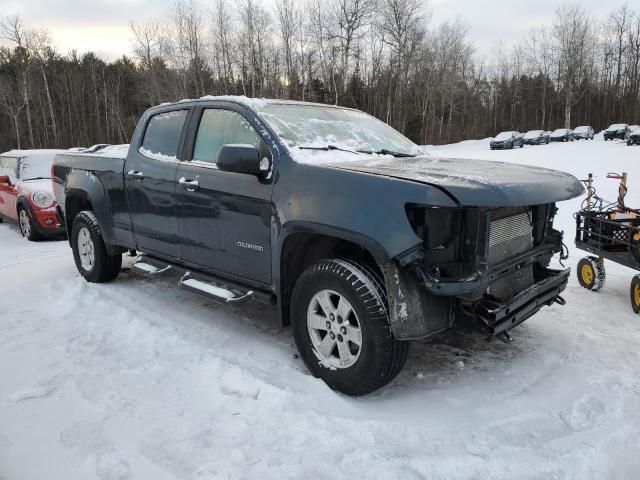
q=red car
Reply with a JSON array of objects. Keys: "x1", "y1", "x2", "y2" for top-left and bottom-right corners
[{"x1": 0, "y1": 149, "x2": 66, "y2": 240}]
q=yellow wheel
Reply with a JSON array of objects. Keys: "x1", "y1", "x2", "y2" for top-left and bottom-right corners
[
  {"x1": 630, "y1": 275, "x2": 640, "y2": 314},
  {"x1": 577, "y1": 257, "x2": 605, "y2": 291}
]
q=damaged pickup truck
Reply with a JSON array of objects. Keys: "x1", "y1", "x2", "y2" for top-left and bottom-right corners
[{"x1": 52, "y1": 97, "x2": 583, "y2": 395}]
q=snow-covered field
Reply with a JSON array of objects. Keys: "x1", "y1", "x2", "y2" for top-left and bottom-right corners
[{"x1": 2, "y1": 138, "x2": 640, "y2": 479}]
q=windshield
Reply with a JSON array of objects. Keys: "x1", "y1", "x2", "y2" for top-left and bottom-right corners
[
  {"x1": 257, "y1": 104, "x2": 420, "y2": 157},
  {"x1": 20, "y1": 155, "x2": 56, "y2": 180},
  {"x1": 551, "y1": 129, "x2": 567, "y2": 135},
  {"x1": 524, "y1": 130, "x2": 542, "y2": 139},
  {"x1": 494, "y1": 132, "x2": 513, "y2": 140},
  {"x1": 574, "y1": 126, "x2": 589, "y2": 132},
  {"x1": 607, "y1": 124, "x2": 626, "y2": 131}
]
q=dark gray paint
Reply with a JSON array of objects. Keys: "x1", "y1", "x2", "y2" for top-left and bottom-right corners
[{"x1": 52, "y1": 98, "x2": 584, "y2": 339}]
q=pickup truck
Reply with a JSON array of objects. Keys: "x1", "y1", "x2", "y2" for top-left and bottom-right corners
[{"x1": 53, "y1": 96, "x2": 583, "y2": 395}]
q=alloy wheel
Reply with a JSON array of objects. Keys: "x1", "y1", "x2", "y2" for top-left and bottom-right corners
[
  {"x1": 307, "y1": 289, "x2": 362, "y2": 369},
  {"x1": 19, "y1": 209, "x2": 31, "y2": 238},
  {"x1": 77, "y1": 226, "x2": 95, "y2": 271}
]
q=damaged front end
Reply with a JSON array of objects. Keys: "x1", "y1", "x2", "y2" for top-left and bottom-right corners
[{"x1": 382, "y1": 204, "x2": 569, "y2": 341}]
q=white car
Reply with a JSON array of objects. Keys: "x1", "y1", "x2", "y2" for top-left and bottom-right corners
[{"x1": 573, "y1": 126, "x2": 594, "y2": 140}]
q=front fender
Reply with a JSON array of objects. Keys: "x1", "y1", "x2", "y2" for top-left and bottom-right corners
[{"x1": 382, "y1": 261, "x2": 453, "y2": 340}]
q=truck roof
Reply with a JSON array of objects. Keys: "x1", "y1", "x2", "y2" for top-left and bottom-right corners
[{"x1": 153, "y1": 95, "x2": 357, "y2": 113}]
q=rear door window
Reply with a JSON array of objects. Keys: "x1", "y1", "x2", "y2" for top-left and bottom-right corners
[
  {"x1": 193, "y1": 109, "x2": 261, "y2": 164},
  {"x1": 140, "y1": 110, "x2": 189, "y2": 160}
]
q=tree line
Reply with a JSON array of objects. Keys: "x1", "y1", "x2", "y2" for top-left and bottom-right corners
[{"x1": 0, "y1": 0, "x2": 639, "y2": 152}]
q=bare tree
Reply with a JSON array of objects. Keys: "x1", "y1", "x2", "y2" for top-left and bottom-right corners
[{"x1": 552, "y1": 4, "x2": 594, "y2": 128}]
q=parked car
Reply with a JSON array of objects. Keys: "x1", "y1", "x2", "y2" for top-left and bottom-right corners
[
  {"x1": 628, "y1": 128, "x2": 640, "y2": 146},
  {"x1": 0, "y1": 149, "x2": 66, "y2": 240},
  {"x1": 573, "y1": 126, "x2": 594, "y2": 140},
  {"x1": 604, "y1": 123, "x2": 630, "y2": 141},
  {"x1": 52, "y1": 97, "x2": 583, "y2": 395},
  {"x1": 549, "y1": 128, "x2": 575, "y2": 142},
  {"x1": 523, "y1": 130, "x2": 549, "y2": 145},
  {"x1": 490, "y1": 131, "x2": 524, "y2": 149}
]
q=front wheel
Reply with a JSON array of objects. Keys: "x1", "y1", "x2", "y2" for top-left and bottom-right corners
[
  {"x1": 71, "y1": 211, "x2": 121, "y2": 283},
  {"x1": 18, "y1": 206, "x2": 42, "y2": 241},
  {"x1": 291, "y1": 258, "x2": 409, "y2": 396}
]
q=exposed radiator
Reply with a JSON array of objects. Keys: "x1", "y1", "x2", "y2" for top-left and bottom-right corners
[
  {"x1": 488, "y1": 211, "x2": 533, "y2": 265},
  {"x1": 487, "y1": 210, "x2": 534, "y2": 300}
]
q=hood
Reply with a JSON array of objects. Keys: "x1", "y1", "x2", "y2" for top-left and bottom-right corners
[
  {"x1": 327, "y1": 156, "x2": 584, "y2": 207},
  {"x1": 20, "y1": 178, "x2": 54, "y2": 195}
]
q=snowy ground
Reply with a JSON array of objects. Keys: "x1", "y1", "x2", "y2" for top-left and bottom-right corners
[{"x1": 2, "y1": 138, "x2": 640, "y2": 479}]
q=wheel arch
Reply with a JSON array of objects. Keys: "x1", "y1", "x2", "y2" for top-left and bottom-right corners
[
  {"x1": 62, "y1": 171, "x2": 119, "y2": 253},
  {"x1": 277, "y1": 223, "x2": 390, "y2": 327}
]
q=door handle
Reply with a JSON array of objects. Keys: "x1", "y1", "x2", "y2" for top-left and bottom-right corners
[
  {"x1": 178, "y1": 177, "x2": 199, "y2": 191},
  {"x1": 127, "y1": 170, "x2": 144, "y2": 179}
]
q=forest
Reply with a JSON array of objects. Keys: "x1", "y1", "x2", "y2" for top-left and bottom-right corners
[{"x1": 0, "y1": 0, "x2": 639, "y2": 152}]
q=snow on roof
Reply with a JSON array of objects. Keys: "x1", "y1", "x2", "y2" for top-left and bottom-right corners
[
  {"x1": 92, "y1": 144, "x2": 129, "y2": 159},
  {"x1": 168, "y1": 95, "x2": 346, "y2": 111}
]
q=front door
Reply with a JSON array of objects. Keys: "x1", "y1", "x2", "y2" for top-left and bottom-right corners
[
  {"x1": 125, "y1": 109, "x2": 189, "y2": 259},
  {"x1": 176, "y1": 107, "x2": 273, "y2": 285}
]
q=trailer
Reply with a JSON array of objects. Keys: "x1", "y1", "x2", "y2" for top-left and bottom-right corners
[{"x1": 575, "y1": 172, "x2": 640, "y2": 312}]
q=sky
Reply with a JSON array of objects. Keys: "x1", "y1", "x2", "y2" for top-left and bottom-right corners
[{"x1": 1, "y1": 0, "x2": 624, "y2": 61}]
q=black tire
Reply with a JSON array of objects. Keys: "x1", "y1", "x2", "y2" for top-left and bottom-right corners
[
  {"x1": 577, "y1": 256, "x2": 605, "y2": 291},
  {"x1": 630, "y1": 275, "x2": 640, "y2": 314},
  {"x1": 18, "y1": 206, "x2": 42, "y2": 241},
  {"x1": 291, "y1": 258, "x2": 409, "y2": 396},
  {"x1": 519, "y1": 143, "x2": 524, "y2": 148},
  {"x1": 71, "y1": 211, "x2": 121, "y2": 283}
]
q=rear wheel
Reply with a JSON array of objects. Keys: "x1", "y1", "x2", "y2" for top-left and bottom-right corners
[
  {"x1": 631, "y1": 276, "x2": 640, "y2": 314},
  {"x1": 577, "y1": 256, "x2": 606, "y2": 291},
  {"x1": 18, "y1": 206, "x2": 42, "y2": 241},
  {"x1": 291, "y1": 258, "x2": 409, "y2": 396},
  {"x1": 71, "y1": 211, "x2": 121, "y2": 283}
]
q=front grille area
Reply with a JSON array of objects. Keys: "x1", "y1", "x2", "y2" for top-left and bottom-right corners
[
  {"x1": 487, "y1": 210, "x2": 534, "y2": 300},
  {"x1": 488, "y1": 211, "x2": 533, "y2": 265}
]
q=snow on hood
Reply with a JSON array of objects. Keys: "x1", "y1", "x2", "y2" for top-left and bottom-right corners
[
  {"x1": 324, "y1": 155, "x2": 584, "y2": 207},
  {"x1": 20, "y1": 178, "x2": 54, "y2": 195}
]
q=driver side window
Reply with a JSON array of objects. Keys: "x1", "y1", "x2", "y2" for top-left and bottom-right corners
[{"x1": 193, "y1": 109, "x2": 261, "y2": 164}]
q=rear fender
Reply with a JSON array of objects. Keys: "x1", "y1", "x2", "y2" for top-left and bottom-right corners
[{"x1": 64, "y1": 170, "x2": 116, "y2": 247}]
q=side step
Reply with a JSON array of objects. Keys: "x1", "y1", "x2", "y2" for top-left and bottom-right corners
[
  {"x1": 132, "y1": 259, "x2": 172, "y2": 276},
  {"x1": 179, "y1": 272, "x2": 254, "y2": 305}
]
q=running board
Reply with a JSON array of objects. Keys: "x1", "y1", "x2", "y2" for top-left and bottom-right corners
[
  {"x1": 132, "y1": 260, "x2": 172, "y2": 276},
  {"x1": 179, "y1": 272, "x2": 254, "y2": 305}
]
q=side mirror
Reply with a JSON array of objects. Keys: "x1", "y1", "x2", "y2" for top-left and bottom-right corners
[
  {"x1": 0, "y1": 175, "x2": 10, "y2": 185},
  {"x1": 217, "y1": 144, "x2": 268, "y2": 177}
]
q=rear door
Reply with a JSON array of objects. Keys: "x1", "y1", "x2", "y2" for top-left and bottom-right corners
[
  {"x1": 0, "y1": 156, "x2": 19, "y2": 220},
  {"x1": 125, "y1": 108, "x2": 189, "y2": 259},
  {"x1": 176, "y1": 106, "x2": 274, "y2": 285}
]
